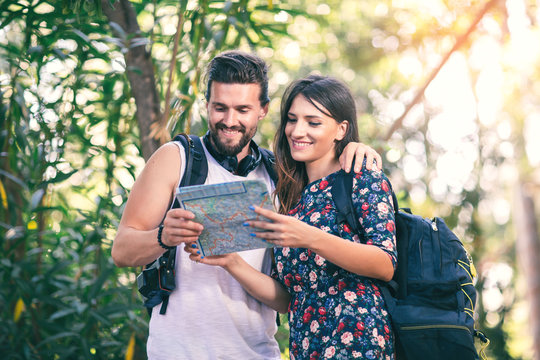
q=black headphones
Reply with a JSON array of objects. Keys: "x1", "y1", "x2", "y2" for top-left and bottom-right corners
[{"x1": 203, "y1": 133, "x2": 262, "y2": 177}]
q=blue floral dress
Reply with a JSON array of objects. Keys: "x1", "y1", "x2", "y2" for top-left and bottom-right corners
[{"x1": 273, "y1": 167, "x2": 397, "y2": 360}]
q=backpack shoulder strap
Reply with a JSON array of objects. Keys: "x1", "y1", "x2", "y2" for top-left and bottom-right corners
[
  {"x1": 173, "y1": 134, "x2": 208, "y2": 187},
  {"x1": 154, "y1": 134, "x2": 207, "y2": 315},
  {"x1": 332, "y1": 170, "x2": 402, "y2": 300},
  {"x1": 259, "y1": 148, "x2": 278, "y2": 185},
  {"x1": 331, "y1": 170, "x2": 364, "y2": 241},
  {"x1": 386, "y1": 183, "x2": 407, "y2": 299}
]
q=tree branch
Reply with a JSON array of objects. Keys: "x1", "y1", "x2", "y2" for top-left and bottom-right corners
[
  {"x1": 382, "y1": 0, "x2": 502, "y2": 141},
  {"x1": 101, "y1": 0, "x2": 161, "y2": 161},
  {"x1": 154, "y1": 4, "x2": 184, "y2": 143}
]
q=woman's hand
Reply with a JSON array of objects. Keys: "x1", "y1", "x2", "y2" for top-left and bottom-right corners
[
  {"x1": 184, "y1": 239, "x2": 291, "y2": 313},
  {"x1": 183, "y1": 243, "x2": 240, "y2": 269},
  {"x1": 245, "y1": 206, "x2": 321, "y2": 249}
]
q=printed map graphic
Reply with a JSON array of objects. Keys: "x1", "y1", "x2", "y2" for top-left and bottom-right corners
[{"x1": 175, "y1": 180, "x2": 275, "y2": 256}]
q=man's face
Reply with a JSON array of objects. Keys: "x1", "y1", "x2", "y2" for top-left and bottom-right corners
[{"x1": 206, "y1": 82, "x2": 268, "y2": 158}]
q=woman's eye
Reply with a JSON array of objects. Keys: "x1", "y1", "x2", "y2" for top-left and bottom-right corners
[
  {"x1": 287, "y1": 117, "x2": 297, "y2": 123},
  {"x1": 309, "y1": 122, "x2": 322, "y2": 126}
]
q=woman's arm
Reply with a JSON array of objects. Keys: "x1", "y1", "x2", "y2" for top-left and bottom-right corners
[
  {"x1": 183, "y1": 246, "x2": 291, "y2": 313},
  {"x1": 248, "y1": 167, "x2": 397, "y2": 282},
  {"x1": 247, "y1": 208, "x2": 394, "y2": 281}
]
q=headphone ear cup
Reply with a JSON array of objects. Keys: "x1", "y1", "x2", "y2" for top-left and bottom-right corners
[
  {"x1": 221, "y1": 156, "x2": 239, "y2": 173},
  {"x1": 237, "y1": 155, "x2": 256, "y2": 177}
]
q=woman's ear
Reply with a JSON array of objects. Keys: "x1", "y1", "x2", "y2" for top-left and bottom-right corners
[{"x1": 335, "y1": 120, "x2": 349, "y2": 141}]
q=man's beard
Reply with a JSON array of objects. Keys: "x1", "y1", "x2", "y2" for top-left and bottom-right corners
[{"x1": 209, "y1": 123, "x2": 257, "y2": 157}]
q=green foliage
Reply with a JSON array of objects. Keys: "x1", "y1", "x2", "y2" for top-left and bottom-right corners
[
  {"x1": 0, "y1": 0, "x2": 301, "y2": 358},
  {"x1": 128, "y1": 0, "x2": 301, "y2": 136},
  {"x1": 0, "y1": 1, "x2": 145, "y2": 358},
  {"x1": 2, "y1": 0, "x2": 539, "y2": 359}
]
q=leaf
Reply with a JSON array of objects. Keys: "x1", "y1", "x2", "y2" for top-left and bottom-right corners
[
  {"x1": 125, "y1": 333, "x2": 135, "y2": 360},
  {"x1": 108, "y1": 21, "x2": 127, "y2": 39},
  {"x1": 37, "y1": 331, "x2": 79, "y2": 346},
  {"x1": 43, "y1": 169, "x2": 78, "y2": 185},
  {"x1": 129, "y1": 37, "x2": 150, "y2": 48},
  {"x1": 0, "y1": 169, "x2": 28, "y2": 191},
  {"x1": 88, "y1": 266, "x2": 112, "y2": 299},
  {"x1": 0, "y1": 178, "x2": 7, "y2": 209},
  {"x1": 70, "y1": 28, "x2": 91, "y2": 44},
  {"x1": 49, "y1": 308, "x2": 77, "y2": 321},
  {"x1": 88, "y1": 309, "x2": 111, "y2": 325},
  {"x1": 30, "y1": 188, "x2": 45, "y2": 209},
  {"x1": 14, "y1": 297, "x2": 25, "y2": 322}
]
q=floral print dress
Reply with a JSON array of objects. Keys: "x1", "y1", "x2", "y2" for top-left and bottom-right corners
[{"x1": 273, "y1": 167, "x2": 397, "y2": 360}]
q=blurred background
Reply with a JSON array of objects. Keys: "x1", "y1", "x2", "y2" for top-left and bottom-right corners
[{"x1": 1, "y1": 0, "x2": 539, "y2": 359}]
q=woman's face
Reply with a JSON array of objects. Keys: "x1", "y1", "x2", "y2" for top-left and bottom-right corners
[{"x1": 285, "y1": 94, "x2": 348, "y2": 167}]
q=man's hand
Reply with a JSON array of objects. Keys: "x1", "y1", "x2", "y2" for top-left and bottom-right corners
[
  {"x1": 339, "y1": 142, "x2": 383, "y2": 172},
  {"x1": 161, "y1": 209, "x2": 204, "y2": 247}
]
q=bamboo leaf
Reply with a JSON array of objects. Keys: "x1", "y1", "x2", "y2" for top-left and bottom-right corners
[{"x1": 13, "y1": 298, "x2": 25, "y2": 322}]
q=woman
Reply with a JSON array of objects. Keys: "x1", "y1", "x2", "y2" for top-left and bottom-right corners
[{"x1": 186, "y1": 75, "x2": 396, "y2": 359}]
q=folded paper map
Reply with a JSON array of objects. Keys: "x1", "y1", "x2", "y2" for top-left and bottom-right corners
[{"x1": 175, "y1": 180, "x2": 275, "y2": 256}]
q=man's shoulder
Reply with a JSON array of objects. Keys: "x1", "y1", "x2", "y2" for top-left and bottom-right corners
[
  {"x1": 259, "y1": 147, "x2": 274, "y2": 157},
  {"x1": 151, "y1": 142, "x2": 182, "y2": 162}
]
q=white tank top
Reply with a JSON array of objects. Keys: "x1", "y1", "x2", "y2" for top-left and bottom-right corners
[{"x1": 147, "y1": 138, "x2": 281, "y2": 360}]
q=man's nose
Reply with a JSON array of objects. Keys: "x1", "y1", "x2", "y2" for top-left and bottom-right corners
[{"x1": 222, "y1": 110, "x2": 236, "y2": 126}]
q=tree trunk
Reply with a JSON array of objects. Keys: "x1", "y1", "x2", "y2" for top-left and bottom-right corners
[
  {"x1": 100, "y1": 0, "x2": 161, "y2": 161},
  {"x1": 515, "y1": 181, "x2": 540, "y2": 360}
]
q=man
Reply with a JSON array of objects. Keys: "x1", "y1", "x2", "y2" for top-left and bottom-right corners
[{"x1": 112, "y1": 50, "x2": 382, "y2": 359}]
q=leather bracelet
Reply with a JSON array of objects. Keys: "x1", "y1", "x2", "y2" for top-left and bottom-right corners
[{"x1": 157, "y1": 224, "x2": 174, "y2": 250}]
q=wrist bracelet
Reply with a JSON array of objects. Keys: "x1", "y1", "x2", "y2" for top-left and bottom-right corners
[{"x1": 157, "y1": 224, "x2": 174, "y2": 250}]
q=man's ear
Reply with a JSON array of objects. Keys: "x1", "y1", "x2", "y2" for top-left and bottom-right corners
[
  {"x1": 259, "y1": 103, "x2": 269, "y2": 119},
  {"x1": 336, "y1": 120, "x2": 349, "y2": 141}
]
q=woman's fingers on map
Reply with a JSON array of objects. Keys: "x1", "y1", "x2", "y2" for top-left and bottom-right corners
[
  {"x1": 246, "y1": 219, "x2": 273, "y2": 230},
  {"x1": 248, "y1": 205, "x2": 275, "y2": 218},
  {"x1": 183, "y1": 243, "x2": 197, "y2": 254}
]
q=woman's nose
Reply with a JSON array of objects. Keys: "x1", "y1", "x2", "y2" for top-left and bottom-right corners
[{"x1": 290, "y1": 121, "x2": 306, "y2": 138}]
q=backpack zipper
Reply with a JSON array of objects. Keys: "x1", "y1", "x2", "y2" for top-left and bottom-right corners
[
  {"x1": 432, "y1": 218, "x2": 443, "y2": 274},
  {"x1": 400, "y1": 324, "x2": 471, "y2": 332}
]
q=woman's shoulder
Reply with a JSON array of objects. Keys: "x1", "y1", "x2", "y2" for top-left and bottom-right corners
[
  {"x1": 352, "y1": 158, "x2": 389, "y2": 180},
  {"x1": 351, "y1": 159, "x2": 392, "y2": 195}
]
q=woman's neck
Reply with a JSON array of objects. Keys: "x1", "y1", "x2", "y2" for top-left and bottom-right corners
[{"x1": 305, "y1": 158, "x2": 341, "y2": 183}]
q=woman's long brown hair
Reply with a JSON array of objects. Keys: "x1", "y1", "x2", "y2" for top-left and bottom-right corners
[{"x1": 273, "y1": 75, "x2": 360, "y2": 214}]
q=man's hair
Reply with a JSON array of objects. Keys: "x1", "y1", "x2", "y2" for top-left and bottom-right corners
[{"x1": 205, "y1": 50, "x2": 270, "y2": 106}]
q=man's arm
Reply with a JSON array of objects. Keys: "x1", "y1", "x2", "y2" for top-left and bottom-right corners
[{"x1": 112, "y1": 143, "x2": 202, "y2": 267}]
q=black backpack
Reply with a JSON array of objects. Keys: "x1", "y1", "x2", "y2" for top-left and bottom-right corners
[
  {"x1": 331, "y1": 169, "x2": 489, "y2": 360},
  {"x1": 137, "y1": 134, "x2": 278, "y2": 315}
]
